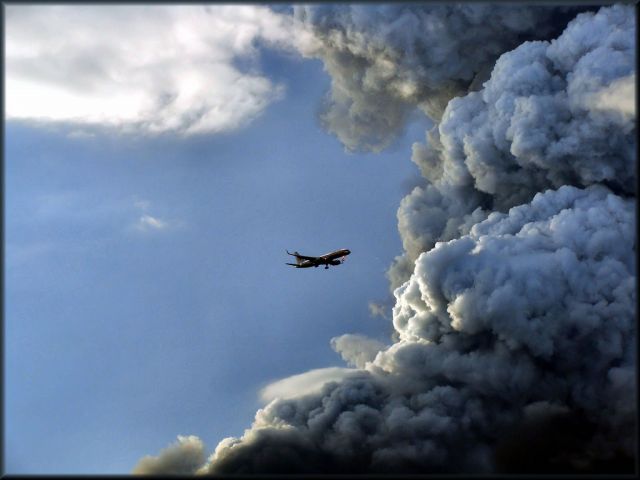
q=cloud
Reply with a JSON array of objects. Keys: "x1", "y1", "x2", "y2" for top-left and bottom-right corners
[
  {"x1": 388, "y1": 4, "x2": 636, "y2": 288},
  {"x1": 588, "y1": 74, "x2": 636, "y2": 120},
  {"x1": 133, "y1": 5, "x2": 636, "y2": 475},
  {"x1": 367, "y1": 302, "x2": 388, "y2": 319},
  {"x1": 330, "y1": 334, "x2": 386, "y2": 368},
  {"x1": 5, "y1": 5, "x2": 303, "y2": 136},
  {"x1": 131, "y1": 198, "x2": 172, "y2": 233},
  {"x1": 293, "y1": 4, "x2": 588, "y2": 152},
  {"x1": 136, "y1": 214, "x2": 168, "y2": 232},
  {"x1": 260, "y1": 367, "x2": 357, "y2": 403},
  {"x1": 132, "y1": 435, "x2": 205, "y2": 475}
]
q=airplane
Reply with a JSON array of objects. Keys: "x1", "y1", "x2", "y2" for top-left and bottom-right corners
[{"x1": 286, "y1": 248, "x2": 351, "y2": 269}]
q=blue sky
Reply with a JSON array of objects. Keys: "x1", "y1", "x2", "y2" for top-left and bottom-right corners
[{"x1": 4, "y1": 8, "x2": 431, "y2": 473}]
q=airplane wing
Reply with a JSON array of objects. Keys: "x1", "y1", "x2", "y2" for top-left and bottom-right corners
[
  {"x1": 297, "y1": 255, "x2": 319, "y2": 261},
  {"x1": 286, "y1": 250, "x2": 318, "y2": 261}
]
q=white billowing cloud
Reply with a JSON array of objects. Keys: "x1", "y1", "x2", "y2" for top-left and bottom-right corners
[
  {"x1": 330, "y1": 334, "x2": 386, "y2": 368},
  {"x1": 260, "y1": 367, "x2": 357, "y2": 403},
  {"x1": 132, "y1": 435, "x2": 206, "y2": 475},
  {"x1": 588, "y1": 74, "x2": 636, "y2": 121},
  {"x1": 5, "y1": 5, "x2": 305, "y2": 135}
]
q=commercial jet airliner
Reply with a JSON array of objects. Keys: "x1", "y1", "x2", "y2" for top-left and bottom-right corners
[{"x1": 286, "y1": 249, "x2": 351, "y2": 269}]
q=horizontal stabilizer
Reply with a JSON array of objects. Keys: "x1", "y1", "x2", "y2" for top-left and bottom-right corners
[{"x1": 285, "y1": 263, "x2": 300, "y2": 267}]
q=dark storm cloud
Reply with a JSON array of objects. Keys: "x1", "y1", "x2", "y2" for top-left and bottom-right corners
[
  {"x1": 134, "y1": 5, "x2": 635, "y2": 475},
  {"x1": 293, "y1": 3, "x2": 589, "y2": 152},
  {"x1": 417, "y1": 4, "x2": 635, "y2": 203},
  {"x1": 132, "y1": 436, "x2": 205, "y2": 474},
  {"x1": 388, "y1": 4, "x2": 636, "y2": 288}
]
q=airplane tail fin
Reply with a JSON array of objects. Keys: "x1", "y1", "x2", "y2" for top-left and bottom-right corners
[{"x1": 286, "y1": 250, "x2": 303, "y2": 265}]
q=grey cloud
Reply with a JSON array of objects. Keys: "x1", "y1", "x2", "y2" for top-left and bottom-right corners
[
  {"x1": 132, "y1": 435, "x2": 206, "y2": 475},
  {"x1": 294, "y1": 4, "x2": 588, "y2": 152},
  {"x1": 436, "y1": 4, "x2": 636, "y2": 202},
  {"x1": 388, "y1": 4, "x2": 636, "y2": 288},
  {"x1": 388, "y1": 181, "x2": 488, "y2": 290}
]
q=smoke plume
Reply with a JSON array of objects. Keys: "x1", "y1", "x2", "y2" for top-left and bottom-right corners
[
  {"x1": 134, "y1": 4, "x2": 636, "y2": 474},
  {"x1": 389, "y1": 3, "x2": 636, "y2": 288},
  {"x1": 132, "y1": 436, "x2": 205, "y2": 475},
  {"x1": 293, "y1": 4, "x2": 589, "y2": 152}
]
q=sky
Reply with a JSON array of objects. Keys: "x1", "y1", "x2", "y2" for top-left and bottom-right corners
[{"x1": 4, "y1": 3, "x2": 636, "y2": 475}]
